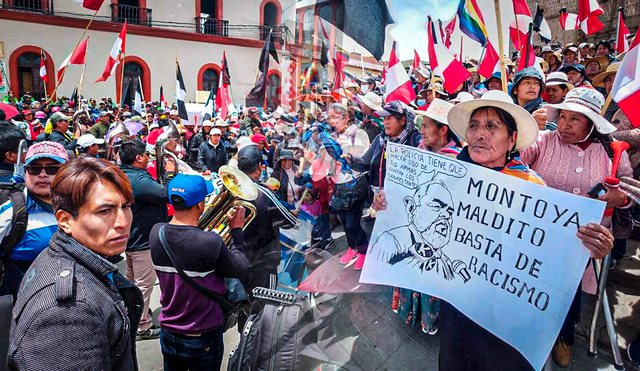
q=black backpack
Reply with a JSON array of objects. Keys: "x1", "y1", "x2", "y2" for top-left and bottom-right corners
[{"x1": 0, "y1": 181, "x2": 28, "y2": 287}]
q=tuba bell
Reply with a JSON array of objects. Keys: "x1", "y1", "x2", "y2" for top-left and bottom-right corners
[
  {"x1": 106, "y1": 121, "x2": 131, "y2": 162},
  {"x1": 155, "y1": 120, "x2": 182, "y2": 185},
  {"x1": 198, "y1": 165, "x2": 258, "y2": 245}
]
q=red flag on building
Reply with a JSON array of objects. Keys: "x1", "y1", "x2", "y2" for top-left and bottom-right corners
[
  {"x1": 615, "y1": 8, "x2": 630, "y2": 54},
  {"x1": 385, "y1": 41, "x2": 416, "y2": 104},
  {"x1": 612, "y1": 23, "x2": 640, "y2": 127},
  {"x1": 427, "y1": 16, "x2": 470, "y2": 94},
  {"x1": 215, "y1": 52, "x2": 232, "y2": 119},
  {"x1": 96, "y1": 20, "x2": 126, "y2": 83},
  {"x1": 39, "y1": 49, "x2": 47, "y2": 83},
  {"x1": 478, "y1": 40, "x2": 499, "y2": 79},
  {"x1": 57, "y1": 37, "x2": 89, "y2": 84},
  {"x1": 578, "y1": 0, "x2": 605, "y2": 35},
  {"x1": 72, "y1": 0, "x2": 104, "y2": 11}
]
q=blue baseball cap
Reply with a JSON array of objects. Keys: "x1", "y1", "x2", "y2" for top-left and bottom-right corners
[{"x1": 168, "y1": 174, "x2": 214, "y2": 207}]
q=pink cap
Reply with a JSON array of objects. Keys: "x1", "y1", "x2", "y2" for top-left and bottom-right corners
[
  {"x1": 35, "y1": 111, "x2": 46, "y2": 119},
  {"x1": 51, "y1": 106, "x2": 61, "y2": 113},
  {"x1": 25, "y1": 141, "x2": 69, "y2": 165}
]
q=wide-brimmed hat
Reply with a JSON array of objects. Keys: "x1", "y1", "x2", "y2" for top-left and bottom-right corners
[
  {"x1": 418, "y1": 81, "x2": 448, "y2": 99},
  {"x1": 563, "y1": 43, "x2": 578, "y2": 54},
  {"x1": 544, "y1": 51, "x2": 562, "y2": 65},
  {"x1": 344, "y1": 81, "x2": 359, "y2": 90},
  {"x1": 447, "y1": 90, "x2": 539, "y2": 151},
  {"x1": 545, "y1": 88, "x2": 615, "y2": 134},
  {"x1": 412, "y1": 99, "x2": 454, "y2": 125},
  {"x1": 450, "y1": 92, "x2": 474, "y2": 104},
  {"x1": 545, "y1": 72, "x2": 574, "y2": 90},
  {"x1": 214, "y1": 118, "x2": 230, "y2": 127},
  {"x1": 580, "y1": 56, "x2": 609, "y2": 71},
  {"x1": 592, "y1": 62, "x2": 620, "y2": 88},
  {"x1": 415, "y1": 66, "x2": 430, "y2": 78},
  {"x1": 358, "y1": 92, "x2": 383, "y2": 111}
]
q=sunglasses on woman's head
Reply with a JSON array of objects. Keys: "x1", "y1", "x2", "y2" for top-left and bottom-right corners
[{"x1": 25, "y1": 165, "x2": 61, "y2": 176}]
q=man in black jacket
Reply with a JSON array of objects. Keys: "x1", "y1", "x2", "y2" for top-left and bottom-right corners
[
  {"x1": 187, "y1": 120, "x2": 211, "y2": 168},
  {"x1": 197, "y1": 128, "x2": 227, "y2": 174},
  {"x1": 119, "y1": 140, "x2": 174, "y2": 340},
  {"x1": 48, "y1": 112, "x2": 81, "y2": 152},
  {"x1": 236, "y1": 145, "x2": 291, "y2": 329},
  {"x1": 8, "y1": 157, "x2": 143, "y2": 371}
]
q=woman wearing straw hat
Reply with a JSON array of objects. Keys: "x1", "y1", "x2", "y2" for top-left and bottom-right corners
[
  {"x1": 520, "y1": 87, "x2": 632, "y2": 367},
  {"x1": 544, "y1": 72, "x2": 574, "y2": 104},
  {"x1": 544, "y1": 50, "x2": 562, "y2": 73},
  {"x1": 387, "y1": 99, "x2": 463, "y2": 336},
  {"x1": 373, "y1": 90, "x2": 615, "y2": 370},
  {"x1": 592, "y1": 62, "x2": 622, "y2": 121},
  {"x1": 581, "y1": 56, "x2": 609, "y2": 82}
]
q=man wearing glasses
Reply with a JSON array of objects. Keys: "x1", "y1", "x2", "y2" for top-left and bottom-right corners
[{"x1": 0, "y1": 142, "x2": 68, "y2": 298}]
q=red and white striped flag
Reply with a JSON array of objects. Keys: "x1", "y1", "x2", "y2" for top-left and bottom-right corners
[
  {"x1": 71, "y1": 0, "x2": 104, "y2": 11},
  {"x1": 385, "y1": 41, "x2": 416, "y2": 104},
  {"x1": 559, "y1": 9, "x2": 580, "y2": 30},
  {"x1": 578, "y1": 0, "x2": 605, "y2": 35},
  {"x1": 509, "y1": 0, "x2": 532, "y2": 51},
  {"x1": 612, "y1": 23, "x2": 640, "y2": 127},
  {"x1": 615, "y1": 8, "x2": 630, "y2": 54},
  {"x1": 39, "y1": 49, "x2": 47, "y2": 83},
  {"x1": 57, "y1": 37, "x2": 89, "y2": 85},
  {"x1": 96, "y1": 20, "x2": 126, "y2": 83},
  {"x1": 427, "y1": 16, "x2": 470, "y2": 94},
  {"x1": 412, "y1": 49, "x2": 421, "y2": 71}
]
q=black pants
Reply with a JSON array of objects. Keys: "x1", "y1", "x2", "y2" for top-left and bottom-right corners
[
  {"x1": 611, "y1": 238, "x2": 627, "y2": 261},
  {"x1": 238, "y1": 267, "x2": 277, "y2": 331},
  {"x1": 335, "y1": 200, "x2": 369, "y2": 254}
]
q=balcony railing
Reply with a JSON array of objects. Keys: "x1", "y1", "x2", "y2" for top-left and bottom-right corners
[
  {"x1": 111, "y1": 3, "x2": 152, "y2": 27},
  {"x1": 260, "y1": 25, "x2": 285, "y2": 44},
  {"x1": 1, "y1": 0, "x2": 53, "y2": 14},
  {"x1": 195, "y1": 17, "x2": 228, "y2": 37}
]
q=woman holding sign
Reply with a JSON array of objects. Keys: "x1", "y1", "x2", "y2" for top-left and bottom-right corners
[
  {"x1": 372, "y1": 90, "x2": 615, "y2": 370},
  {"x1": 519, "y1": 87, "x2": 632, "y2": 367}
]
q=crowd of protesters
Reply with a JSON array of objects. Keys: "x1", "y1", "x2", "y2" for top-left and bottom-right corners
[{"x1": 0, "y1": 31, "x2": 639, "y2": 371}]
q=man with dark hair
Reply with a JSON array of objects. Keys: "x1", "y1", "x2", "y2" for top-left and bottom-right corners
[
  {"x1": 149, "y1": 174, "x2": 248, "y2": 370},
  {"x1": 91, "y1": 111, "x2": 111, "y2": 139},
  {"x1": 240, "y1": 107, "x2": 261, "y2": 136},
  {"x1": 0, "y1": 123, "x2": 27, "y2": 181},
  {"x1": 8, "y1": 157, "x2": 142, "y2": 370},
  {"x1": 119, "y1": 139, "x2": 174, "y2": 340},
  {"x1": 48, "y1": 112, "x2": 81, "y2": 152},
  {"x1": 197, "y1": 128, "x2": 227, "y2": 175},
  {"x1": 236, "y1": 145, "x2": 290, "y2": 329},
  {"x1": 0, "y1": 142, "x2": 69, "y2": 298}
]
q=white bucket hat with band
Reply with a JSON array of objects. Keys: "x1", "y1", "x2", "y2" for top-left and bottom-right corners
[
  {"x1": 545, "y1": 87, "x2": 616, "y2": 134},
  {"x1": 413, "y1": 98, "x2": 454, "y2": 125},
  {"x1": 358, "y1": 92, "x2": 383, "y2": 111},
  {"x1": 447, "y1": 90, "x2": 539, "y2": 151},
  {"x1": 545, "y1": 72, "x2": 574, "y2": 90}
]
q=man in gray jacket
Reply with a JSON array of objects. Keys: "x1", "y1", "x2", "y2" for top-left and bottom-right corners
[{"x1": 8, "y1": 157, "x2": 142, "y2": 370}]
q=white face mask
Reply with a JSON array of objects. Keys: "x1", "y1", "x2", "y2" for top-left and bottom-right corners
[{"x1": 361, "y1": 85, "x2": 369, "y2": 94}]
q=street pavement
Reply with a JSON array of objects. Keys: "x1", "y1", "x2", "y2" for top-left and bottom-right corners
[{"x1": 129, "y1": 219, "x2": 640, "y2": 371}]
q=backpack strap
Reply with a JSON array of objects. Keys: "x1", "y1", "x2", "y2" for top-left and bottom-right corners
[{"x1": 1, "y1": 183, "x2": 27, "y2": 265}]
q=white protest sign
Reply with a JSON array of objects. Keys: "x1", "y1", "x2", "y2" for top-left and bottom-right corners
[{"x1": 359, "y1": 143, "x2": 606, "y2": 371}]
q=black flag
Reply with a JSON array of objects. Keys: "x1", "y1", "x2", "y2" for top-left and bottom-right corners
[
  {"x1": 249, "y1": 29, "x2": 278, "y2": 102},
  {"x1": 121, "y1": 80, "x2": 131, "y2": 107},
  {"x1": 175, "y1": 61, "x2": 189, "y2": 120}
]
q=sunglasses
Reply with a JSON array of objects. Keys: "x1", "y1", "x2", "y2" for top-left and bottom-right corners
[{"x1": 26, "y1": 165, "x2": 61, "y2": 176}]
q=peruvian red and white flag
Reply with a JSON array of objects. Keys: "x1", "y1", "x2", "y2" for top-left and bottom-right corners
[
  {"x1": 478, "y1": 40, "x2": 500, "y2": 79},
  {"x1": 384, "y1": 41, "x2": 416, "y2": 104},
  {"x1": 615, "y1": 9, "x2": 630, "y2": 54},
  {"x1": 96, "y1": 20, "x2": 127, "y2": 83},
  {"x1": 57, "y1": 37, "x2": 89, "y2": 84},
  {"x1": 427, "y1": 16, "x2": 471, "y2": 94},
  {"x1": 578, "y1": 0, "x2": 605, "y2": 35},
  {"x1": 72, "y1": 0, "x2": 104, "y2": 11},
  {"x1": 412, "y1": 49, "x2": 421, "y2": 71},
  {"x1": 559, "y1": 10, "x2": 580, "y2": 30},
  {"x1": 381, "y1": 65, "x2": 387, "y2": 85},
  {"x1": 612, "y1": 24, "x2": 640, "y2": 127},
  {"x1": 509, "y1": 0, "x2": 532, "y2": 51},
  {"x1": 39, "y1": 49, "x2": 47, "y2": 83}
]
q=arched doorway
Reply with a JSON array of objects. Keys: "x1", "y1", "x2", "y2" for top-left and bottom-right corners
[
  {"x1": 17, "y1": 52, "x2": 45, "y2": 100},
  {"x1": 202, "y1": 68, "x2": 219, "y2": 95},
  {"x1": 122, "y1": 62, "x2": 142, "y2": 107},
  {"x1": 266, "y1": 72, "x2": 281, "y2": 110},
  {"x1": 261, "y1": 1, "x2": 281, "y2": 41}
]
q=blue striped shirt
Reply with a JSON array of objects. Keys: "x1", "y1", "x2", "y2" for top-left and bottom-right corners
[{"x1": 0, "y1": 189, "x2": 57, "y2": 261}]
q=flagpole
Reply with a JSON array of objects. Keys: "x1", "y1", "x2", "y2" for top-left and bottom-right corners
[
  {"x1": 513, "y1": 1, "x2": 522, "y2": 49},
  {"x1": 601, "y1": 94, "x2": 613, "y2": 115},
  {"x1": 119, "y1": 50, "x2": 126, "y2": 108},
  {"x1": 560, "y1": 9, "x2": 567, "y2": 47},
  {"x1": 494, "y1": 0, "x2": 509, "y2": 92},
  {"x1": 615, "y1": 7, "x2": 623, "y2": 56},
  {"x1": 78, "y1": 61, "x2": 87, "y2": 104},
  {"x1": 524, "y1": 22, "x2": 534, "y2": 68},
  {"x1": 459, "y1": 36, "x2": 463, "y2": 62},
  {"x1": 472, "y1": 43, "x2": 488, "y2": 89},
  {"x1": 51, "y1": 8, "x2": 99, "y2": 100}
]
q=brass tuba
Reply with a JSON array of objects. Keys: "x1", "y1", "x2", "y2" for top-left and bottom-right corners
[
  {"x1": 198, "y1": 166, "x2": 258, "y2": 245},
  {"x1": 106, "y1": 121, "x2": 131, "y2": 161},
  {"x1": 155, "y1": 120, "x2": 181, "y2": 185}
]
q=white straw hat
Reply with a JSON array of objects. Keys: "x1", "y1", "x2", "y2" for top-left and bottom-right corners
[
  {"x1": 447, "y1": 90, "x2": 539, "y2": 151},
  {"x1": 412, "y1": 98, "x2": 454, "y2": 125},
  {"x1": 545, "y1": 72, "x2": 574, "y2": 90},
  {"x1": 358, "y1": 92, "x2": 383, "y2": 111},
  {"x1": 545, "y1": 87, "x2": 616, "y2": 134}
]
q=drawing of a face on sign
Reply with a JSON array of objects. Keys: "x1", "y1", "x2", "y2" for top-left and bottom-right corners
[
  {"x1": 405, "y1": 180, "x2": 454, "y2": 253},
  {"x1": 369, "y1": 178, "x2": 470, "y2": 283}
]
